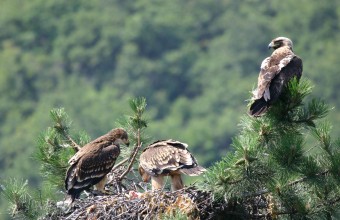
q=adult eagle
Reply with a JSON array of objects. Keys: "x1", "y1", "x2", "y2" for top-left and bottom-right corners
[
  {"x1": 138, "y1": 140, "x2": 206, "y2": 191},
  {"x1": 249, "y1": 37, "x2": 303, "y2": 116},
  {"x1": 65, "y1": 128, "x2": 129, "y2": 202}
]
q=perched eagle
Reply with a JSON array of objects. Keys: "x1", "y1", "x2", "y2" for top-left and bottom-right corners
[
  {"x1": 249, "y1": 37, "x2": 303, "y2": 116},
  {"x1": 65, "y1": 128, "x2": 129, "y2": 202},
  {"x1": 138, "y1": 140, "x2": 206, "y2": 191}
]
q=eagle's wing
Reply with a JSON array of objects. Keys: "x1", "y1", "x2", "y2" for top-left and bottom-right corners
[
  {"x1": 65, "y1": 143, "x2": 120, "y2": 193},
  {"x1": 253, "y1": 47, "x2": 295, "y2": 101},
  {"x1": 252, "y1": 57, "x2": 276, "y2": 100},
  {"x1": 140, "y1": 140, "x2": 205, "y2": 176},
  {"x1": 67, "y1": 145, "x2": 88, "y2": 165},
  {"x1": 268, "y1": 55, "x2": 303, "y2": 102}
]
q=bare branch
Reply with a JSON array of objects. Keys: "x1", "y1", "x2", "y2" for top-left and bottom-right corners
[
  {"x1": 112, "y1": 158, "x2": 129, "y2": 171},
  {"x1": 64, "y1": 133, "x2": 81, "y2": 151},
  {"x1": 60, "y1": 129, "x2": 81, "y2": 151},
  {"x1": 118, "y1": 129, "x2": 143, "y2": 182}
]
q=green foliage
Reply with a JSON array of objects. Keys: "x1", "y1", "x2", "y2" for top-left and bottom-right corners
[
  {"x1": 160, "y1": 209, "x2": 188, "y2": 220},
  {"x1": 202, "y1": 79, "x2": 340, "y2": 218},
  {"x1": 1, "y1": 107, "x2": 92, "y2": 219},
  {"x1": 0, "y1": 179, "x2": 37, "y2": 219},
  {"x1": 2, "y1": 97, "x2": 150, "y2": 219},
  {"x1": 126, "y1": 97, "x2": 148, "y2": 139},
  {"x1": 1, "y1": 0, "x2": 340, "y2": 217},
  {"x1": 0, "y1": 178, "x2": 63, "y2": 220},
  {"x1": 116, "y1": 97, "x2": 149, "y2": 159},
  {"x1": 35, "y1": 108, "x2": 80, "y2": 189}
]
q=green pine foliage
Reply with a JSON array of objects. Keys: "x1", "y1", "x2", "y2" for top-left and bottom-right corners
[
  {"x1": 0, "y1": 179, "x2": 37, "y2": 219},
  {"x1": 1, "y1": 98, "x2": 149, "y2": 219},
  {"x1": 2, "y1": 4, "x2": 340, "y2": 210},
  {"x1": 114, "y1": 97, "x2": 149, "y2": 185},
  {"x1": 0, "y1": 1, "x2": 339, "y2": 218},
  {"x1": 117, "y1": 97, "x2": 149, "y2": 155},
  {"x1": 0, "y1": 108, "x2": 87, "y2": 219},
  {"x1": 35, "y1": 108, "x2": 85, "y2": 189},
  {"x1": 201, "y1": 79, "x2": 340, "y2": 219}
]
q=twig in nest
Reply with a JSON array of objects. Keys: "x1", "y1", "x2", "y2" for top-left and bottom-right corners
[
  {"x1": 112, "y1": 158, "x2": 129, "y2": 171},
  {"x1": 118, "y1": 142, "x2": 143, "y2": 181},
  {"x1": 117, "y1": 128, "x2": 143, "y2": 183}
]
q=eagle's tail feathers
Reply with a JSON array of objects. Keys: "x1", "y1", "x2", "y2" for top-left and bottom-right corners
[
  {"x1": 249, "y1": 98, "x2": 269, "y2": 117},
  {"x1": 65, "y1": 163, "x2": 77, "y2": 191},
  {"x1": 180, "y1": 165, "x2": 206, "y2": 176}
]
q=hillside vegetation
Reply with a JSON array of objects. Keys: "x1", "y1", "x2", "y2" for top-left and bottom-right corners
[{"x1": 1, "y1": 0, "x2": 340, "y2": 217}]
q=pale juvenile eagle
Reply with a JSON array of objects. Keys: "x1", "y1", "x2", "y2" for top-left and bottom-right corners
[
  {"x1": 138, "y1": 140, "x2": 206, "y2": 191},
  {"x1": 65, "y1": 128, "x2": 129, "y2": 202},
  {"x1": 249, "y1": 37, "x2": 303, "y2": 116}
]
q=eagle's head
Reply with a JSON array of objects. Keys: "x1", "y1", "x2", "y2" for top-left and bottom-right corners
[
  {"x1": 268, "y1": 37, "x2": 293, "y2": 50},
  {"x1": 109, "y1": 128, "x2": 130, "y2": 146}
]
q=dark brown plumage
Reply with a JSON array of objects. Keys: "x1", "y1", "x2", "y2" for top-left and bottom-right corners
[
  {"x1": 138, "y1": 140, "x2": 206, "y2": 191},
  {"x1": 65, "y1": 128, "x2": 129, "y2": 202},
  {"x1": 249, "y1": 37, "x2": 303, "y2": 117}
]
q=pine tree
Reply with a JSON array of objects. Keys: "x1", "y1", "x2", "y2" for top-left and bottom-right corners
[
  {"x1": 201, "y1": 78, "x2": 340, "y2": 219},
  {"x1": 1, "y1": 97, "x2": 148, "y2": 219},
  {"x1": 3, "y1": 79, "x2": 340, "y2": 219},
  {"x1": 36, "y1": 108, "x2": 87, "y2": 190}
]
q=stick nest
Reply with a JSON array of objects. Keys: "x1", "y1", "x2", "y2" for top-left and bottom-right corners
[{"x1": 42, "y1": 186, "x2": 225, "y2": 220}]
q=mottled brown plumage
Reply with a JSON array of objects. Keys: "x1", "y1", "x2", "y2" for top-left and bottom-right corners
[
  {"x1": 138, "y1": 140, "x2": 206, "y2": 191},
  {"x1": 249, "y1": 37, "x2": 303, "y2": 116},
  {"x1": 65, "y1": 128, "x2": 129, "y2": 202}
]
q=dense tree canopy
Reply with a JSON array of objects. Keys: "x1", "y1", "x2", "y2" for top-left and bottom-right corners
[{"x1": 1, "y1": 0, "x2": 340, "y2": 216}]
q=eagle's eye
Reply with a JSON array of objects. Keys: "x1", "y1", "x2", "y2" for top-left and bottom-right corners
[{"x1": 273, "y1": 40, "x2": 283, "y2": 48}]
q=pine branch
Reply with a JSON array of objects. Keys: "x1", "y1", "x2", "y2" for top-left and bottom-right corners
[
  {"x1": 118, "y1": 129, "x2": 142, "y2": 181},
  {"x1": 58, "y1": 128, "x2": 81, "y2": 151},
  {"x1": 0, "y1": 179, "x2": 38, "y2": 219},
  {"x1": 287, "y1": 170, "x2": 329, "y2": 187},
  {"x1": 35, "y1": 108, "x2": 81, "y2": 189},
  {"x1": 51, "y1": 108, "x2": 81, "y2": 151},
  {"x1": 245, "y1": 169, "x2": 330, "y2": 199},
  {"x1": 202, "y1": 79, "x2": 340, "y2": 218},
  {"x1": 111, "y1": 97, "x2": 148, "y2": 189}
]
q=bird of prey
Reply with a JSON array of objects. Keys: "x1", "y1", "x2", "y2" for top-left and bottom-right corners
[
  {"x1": 138, "y1": 140, "x2": 206, "y2": 191},
  {"x1": 65, "y1": 128, "x2": 129, "y2": 202},
  {"x1": 249, "y1": 37, "x2": 303, "y2": 116}
]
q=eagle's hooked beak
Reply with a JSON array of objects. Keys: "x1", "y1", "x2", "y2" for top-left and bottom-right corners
[
  {"x1": 116, "y1": 138, "x2": 130, "y2": 146},
  {"x1": 268, "y1": 41, "x2": 274, "y2": 49}
]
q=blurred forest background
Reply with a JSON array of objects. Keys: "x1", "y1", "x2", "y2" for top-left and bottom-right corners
[{"x1": 1, "y1": 0, "x2": 340, "y2": 216}]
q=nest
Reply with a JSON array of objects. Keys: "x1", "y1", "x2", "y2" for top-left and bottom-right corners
[
  {"x1": 40, "y1": 167, "x2": 271, "y2": 219},
  {"x1": 43, "y1": 187, "x2": 223, "y2": 220}
]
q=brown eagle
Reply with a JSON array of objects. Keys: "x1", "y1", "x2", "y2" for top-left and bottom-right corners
[
  {"x1": 249, "y1": 37, "x2": 303, "y2": 116},
  {"x1": 138, "y1": 140, "x2": 206, "y2": 191},
  {"x1": 65, "y1": 128, "x2": 129, "y2": 202}
]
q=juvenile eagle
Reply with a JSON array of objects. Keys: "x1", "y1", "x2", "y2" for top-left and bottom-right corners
[
  {"x1": 249, "y1": 37, "x2": 303, "y2": 116},
  {"x1": 138, "y1": 140, "x2": 206, "y2": 191},
  {"x1": 65, "y1": 128, "x2": 129, "y2": 202}
]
